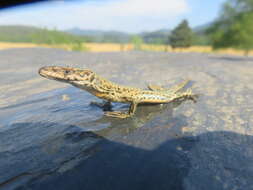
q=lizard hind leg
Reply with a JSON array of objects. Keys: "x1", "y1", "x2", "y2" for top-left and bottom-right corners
[
  {"x1": 148, "y1": 79, "x2": 190, "y2": 93},
  {"x1": 170, "y1": 79, "x2": 190, "y2": 93},
  {"x1": 104, "y1": 102, "x2": 138, "y2": 119},
  {"x1": 147, "y1": 84, "x2": 165, "y2": 91}
]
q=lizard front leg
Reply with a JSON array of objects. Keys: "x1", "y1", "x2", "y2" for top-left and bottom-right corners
[
  {"x1": 104, "y1": 102, "x2": 138, "y2": 118},
  {"x1": 90, "y1": 101, "x2": 112, "y2": 111}
]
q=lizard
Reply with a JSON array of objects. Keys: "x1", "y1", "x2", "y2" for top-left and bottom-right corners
[{"x1": 39, "y1": 66, "x2": 197, "y2": 118}]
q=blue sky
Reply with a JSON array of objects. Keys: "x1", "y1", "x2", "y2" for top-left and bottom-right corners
[{"x1": 0, "y1": 0, "x2": 226, "y2": 33}]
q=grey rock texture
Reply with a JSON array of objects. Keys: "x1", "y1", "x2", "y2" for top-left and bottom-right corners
[{"x1": 0, "y1": 48, "x2": 253, "y2": 190}]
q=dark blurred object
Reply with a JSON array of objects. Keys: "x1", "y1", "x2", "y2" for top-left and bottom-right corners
[{"x1": 0, "y1": 0, "x2": 49, "y2": 9}]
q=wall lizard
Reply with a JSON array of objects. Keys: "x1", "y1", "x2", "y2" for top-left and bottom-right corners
[{"x1": 39, "y1": 66, "x2": 197, "y2": 118}]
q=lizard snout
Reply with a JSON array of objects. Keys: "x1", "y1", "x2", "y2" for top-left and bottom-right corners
[{"x1": 38, "y1": 66, "x2": 48, "y2": 77}]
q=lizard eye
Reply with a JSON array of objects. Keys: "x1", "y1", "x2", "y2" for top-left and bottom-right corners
[
  {"x1": 90, "y1": 75, "x2": 95, "y2": 82},
  {"x1": 64, "y1": 70, "x2": 70, "y2": 74}
]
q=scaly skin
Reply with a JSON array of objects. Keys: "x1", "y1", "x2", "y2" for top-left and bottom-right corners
[{"x1": 39, "y1": 66, "x2": 196, "y2": 118}]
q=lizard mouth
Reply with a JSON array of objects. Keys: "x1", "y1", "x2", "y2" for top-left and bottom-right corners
[
  {"x1": 38, "y1": 67, "x2": 50, "y2": 78},
  {"x1": 38, "y1": 67, "x2": 46, "y2": 77},
  {"x1": 38, "y1": 67, "x2": 57, "y2": 79}
]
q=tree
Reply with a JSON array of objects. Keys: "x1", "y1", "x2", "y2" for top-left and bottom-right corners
[
  {"x1": 208, "y1": 0, "x2": 253, "y2": 55},
  {"x1": 169, "y1": 20, "x2": 193, "y2": 48},
  {"x1": 131, "y1": 35, "x2": 143, "y2": 50}
]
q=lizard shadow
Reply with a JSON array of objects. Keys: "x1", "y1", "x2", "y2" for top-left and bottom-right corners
[
  {"x1": 2, "y1": 123, "x2": 253, "y2": 190},
  {"x1": 209, "y1": 55, "x2": 253, "y2": 62},
  {"x1": 0, "y1": 106, "x2": 196, "y2": 190}
]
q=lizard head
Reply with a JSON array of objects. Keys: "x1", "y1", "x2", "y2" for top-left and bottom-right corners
[{"x1": 39, "y1": 66, "x2": 96, "y2": 88}]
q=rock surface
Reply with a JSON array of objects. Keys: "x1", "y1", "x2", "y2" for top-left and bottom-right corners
[{"x1": 0, "y1": 48, "x2": 253, "y2": 190}]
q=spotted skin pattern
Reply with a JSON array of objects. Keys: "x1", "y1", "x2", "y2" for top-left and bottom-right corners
[{"x1": 39, "y1": 66, "x2": 196, "y2": 118}]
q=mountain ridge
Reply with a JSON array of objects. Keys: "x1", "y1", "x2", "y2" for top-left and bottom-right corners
[{"x1": 0, "y1": 24, "x2": 209, "y2": 44}]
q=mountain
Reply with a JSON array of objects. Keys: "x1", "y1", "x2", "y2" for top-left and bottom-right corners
[
  {"x1": 193, "y1": 23, "x2": 212, "y2": 34},
  {"x1": 65, "y1": 24, "x2": 210, "y2": 44},
  {"x1": 140, "y1": 29, "x2": 170, "y2": 44},
  {"x1": 65, "y1": 28, "x2": 105, "y2": 36},
  {"x1": 0, "y1": 24, "x2": 211, "y2": 45},
  {"x1": 65, "y1": 27, "x2": 171, "y2": 44},
  {"x1": 65, "y1": 28, "x2": 131, "y2": 43}
]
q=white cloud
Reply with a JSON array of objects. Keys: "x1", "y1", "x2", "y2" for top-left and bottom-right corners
[
  {"x1": 0, "y1": 0, "x2": 189, "y2": 32},
  {"x1": 80, "y1": 0, "x2": 188, "y2": 17}
]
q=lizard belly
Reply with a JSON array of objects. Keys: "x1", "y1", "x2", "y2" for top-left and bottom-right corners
[{"x1": 137, "y1": 93, "x2": 172, "y2": 103}]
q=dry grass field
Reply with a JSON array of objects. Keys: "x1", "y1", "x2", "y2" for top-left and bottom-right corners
[
  {"x1": 0, "y1": 42, "x2": 253, "y2": 56},
  {"x1": 0, "y1": 42, "x2": 39, "y2": 49}
]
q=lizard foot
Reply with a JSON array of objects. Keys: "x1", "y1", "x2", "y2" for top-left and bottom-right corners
[
  {"x1": 183, "y1": 90, "x2": 199, "y2": 103},
  {"x1": 104, "y1": 111, "x2": 131, "y2": 119},
  {"x1": 189, "y1": 94, "x2": 199, "y2": 103},
  {"x1": 175, "y1": 89, "x2": 199, "y2": 103}
]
